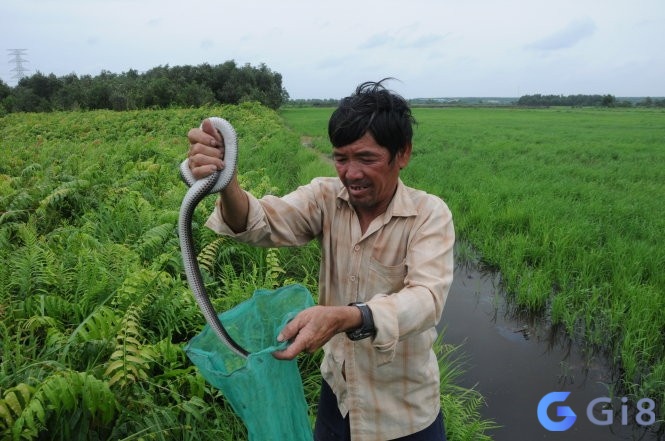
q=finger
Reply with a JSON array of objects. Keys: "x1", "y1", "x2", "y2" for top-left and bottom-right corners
[
  {"x1": 190, "y1": 143, "x2": 223, "y2": 161},
  {"x1": 273, "y1": 316, "x2": 306, "y2": 360},
  {"x1": 276, "y1": 319, "x2": 300, "y2": 344},
  {"x1": 189, "y1": 148, "x2": 223, "y2": 170},
  {"x1": 188, "y1": 123, "x2": 225, "y2": 151},
  {"x1": 194, "y1": 163, "x2": 223, "y2": 178},
  {"x1": 201, "y1": 119, "x2": 222, "y2": 142},
  {"x1": 188, "y1": 127, "x2": 216, "y2": 147},
  {"x1": 273, "y1": 338, "x2": 306, "y2": 360},
  {"x1": 189, "y1": 152, "x2": 224, "y2": 180},
  {"x1": 201, "y1": 119, "x2": 227, "y2": 151}
]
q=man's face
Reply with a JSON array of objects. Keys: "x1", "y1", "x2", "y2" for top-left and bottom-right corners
[{"x1": 333, "y1": 132, "x2": 411, "y2": 220}]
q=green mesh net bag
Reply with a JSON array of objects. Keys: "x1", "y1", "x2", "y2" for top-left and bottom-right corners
[{"x1": 185, "y1": 283, "x2": 315, "y2": 441}]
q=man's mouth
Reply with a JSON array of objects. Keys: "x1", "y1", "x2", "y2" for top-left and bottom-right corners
[{"x1": 348, "y1": 183, "x2": 370, "y2": 194}]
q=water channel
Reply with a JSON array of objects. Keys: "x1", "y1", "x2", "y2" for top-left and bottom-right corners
[{"x1": 440, "y1": 265, "x2": 662, "y2": 441}]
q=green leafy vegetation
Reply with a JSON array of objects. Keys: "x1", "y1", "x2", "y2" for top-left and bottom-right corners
[{"x1": 0, "y1": 103, "x2": 493, "y2": 440}]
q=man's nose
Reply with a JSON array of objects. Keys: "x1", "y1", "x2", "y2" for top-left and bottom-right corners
[{"x1": 344, "y1": 160, "x2": 363, "y2": 180}]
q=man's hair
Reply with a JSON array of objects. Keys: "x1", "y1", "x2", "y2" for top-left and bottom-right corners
[{"x1": 328, "y1": 79, "x2": 416, "y2": 162}]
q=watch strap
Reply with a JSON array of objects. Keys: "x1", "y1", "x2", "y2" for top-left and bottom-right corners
[{"x1": 346, "y1": 302, "x2": 376, "y2": 341}]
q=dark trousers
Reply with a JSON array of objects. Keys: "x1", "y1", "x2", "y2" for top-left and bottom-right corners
[{"x1": 314, "y1": 380, "x2": 447, "y2": 441}]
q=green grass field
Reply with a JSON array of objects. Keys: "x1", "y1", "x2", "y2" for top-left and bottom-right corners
[{"x1": 281, "y1": 106, "x2": 665, "y2": 406}]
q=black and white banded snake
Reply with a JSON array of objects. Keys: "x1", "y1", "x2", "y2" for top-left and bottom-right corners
[{"x1": 178, "y1": 117, "x2": 249, "y2": 359}]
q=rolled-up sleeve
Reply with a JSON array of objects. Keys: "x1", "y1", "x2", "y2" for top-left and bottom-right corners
[{"x1": 204, "y1": 181, "x2": 325, "y2": 247}]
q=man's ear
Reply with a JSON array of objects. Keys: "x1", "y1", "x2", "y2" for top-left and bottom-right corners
[{"x1": 397, "y1": 143, "x2": 412, "y2": 169}]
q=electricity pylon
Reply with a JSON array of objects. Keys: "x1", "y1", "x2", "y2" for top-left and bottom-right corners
[{"x1": 7, "y1": 49, "x2": 30, "y2": 81}]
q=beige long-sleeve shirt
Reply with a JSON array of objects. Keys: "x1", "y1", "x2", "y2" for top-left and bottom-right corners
[{"x1": 206, "y1": 176, "x2": 455, "y2": 441}]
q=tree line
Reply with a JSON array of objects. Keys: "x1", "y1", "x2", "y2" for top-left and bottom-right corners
[
  {"x1": 0, "y1": 61, "x2": 289, "y2": 114},
  {"x1": 516, "y1": 93, "x2": 665, "y2": 108}
]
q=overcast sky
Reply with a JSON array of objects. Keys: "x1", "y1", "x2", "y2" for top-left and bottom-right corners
[{"x1": 2, "y1": 0, "x2": 664, "y2": 98}]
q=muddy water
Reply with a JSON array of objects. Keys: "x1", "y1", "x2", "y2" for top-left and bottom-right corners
[{"x1": 440, "y1": 265, "x2": 661, "y2": 441}]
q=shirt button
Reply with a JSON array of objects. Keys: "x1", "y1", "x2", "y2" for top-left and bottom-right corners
[
  {"x1": 350, "y1": 275, "x2": 357, "y2": 282},
  {"x1": 354, "y1": 245, "x2": 360, "y2": 251}
]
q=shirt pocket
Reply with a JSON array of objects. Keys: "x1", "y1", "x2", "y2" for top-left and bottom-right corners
[{"x1": 368, "y1": 257, "x2": 406, "y2": 294}]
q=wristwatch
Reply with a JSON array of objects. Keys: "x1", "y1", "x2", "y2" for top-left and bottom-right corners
[{"x1": 346, "y1": 302, "x2": 376, "y2": 341}]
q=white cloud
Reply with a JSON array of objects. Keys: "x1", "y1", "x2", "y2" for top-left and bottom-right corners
[{"x1": 527, "y1": 17, "x2": 597, "y2": 51}]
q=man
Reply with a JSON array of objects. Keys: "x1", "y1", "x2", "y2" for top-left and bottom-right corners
[{"x1": 187, "y1": 80, "x2": 454, "y2": 441}]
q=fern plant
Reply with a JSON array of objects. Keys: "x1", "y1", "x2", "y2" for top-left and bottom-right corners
[
  {"x1": 8, "y1": 371, "x2": 118, "y2": 441},
  {"x1": 105, "y1": 287, "x2": 158, "y2": 390},
  {"x1": 0, "y1": 383, "x2": 35, "y2": 438},
  {"x1": 104, "y1": 316, "x2": 154, "y2": 390},
  {"x1": 135, "y1": 222, "x2": 176, "y2": 262},
  {"x1": 6, "y1": 221, "x2": 58, "y2": 300},
  {"x1": 36, "y1": 178, "x2": 90, "y2": 220},
  {"x1": 197, "y1": 237, "x2": 226, "y2": 276},
  {"x1": 264, "y1": 248, "x2": 287, "y2": 288},
  {"x1": 58, "y1": 305, "x2": 120, "y2": 371}
]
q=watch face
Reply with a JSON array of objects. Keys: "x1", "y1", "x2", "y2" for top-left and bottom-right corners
[{"x1": 347, "y1": 329, "x2": 373, "y2": 341}]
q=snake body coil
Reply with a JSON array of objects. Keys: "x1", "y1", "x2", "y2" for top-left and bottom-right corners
[{"x1": 179, "y1": 117, "x2": 249, "y2": 359}]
